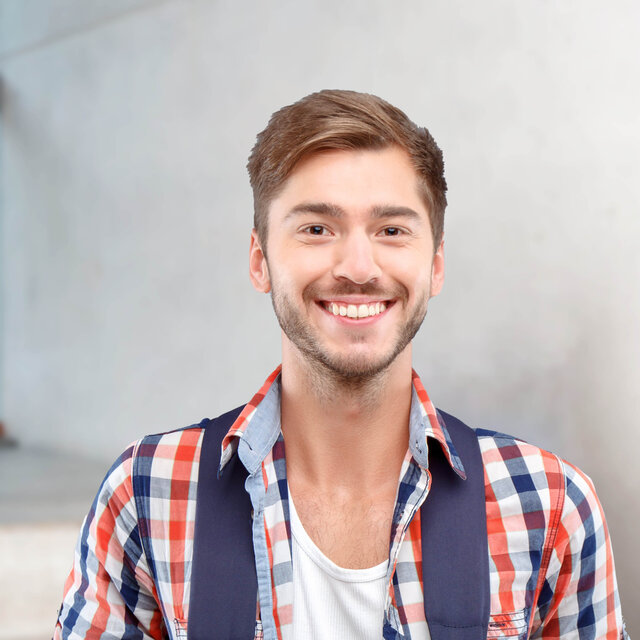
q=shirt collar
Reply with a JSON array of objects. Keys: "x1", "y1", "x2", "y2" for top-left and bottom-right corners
[
  {"x1": 219, "y1": 365, "x2": 282, "y2": 475},
  {"x1": 410, "y1": 369, "x2": 466, "y2": 479},
  {"x1": 219, "y1": 365, "x2": 466, "y2": 480}
]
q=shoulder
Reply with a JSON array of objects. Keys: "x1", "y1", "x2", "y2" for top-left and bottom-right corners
[
  {"x1": 475, "y1": 425, "x2": 570, "y2": 495},
  {"x1": 475, "y1": 426, "x2": 558, "y2": 469},
  {"x1": 472, "y1": 424, "x2": 605, "y2": 540},
  {"x1": 131, "y1": 419, "x2": 210, "y2": 475},
  {"x1": 437, "y1": 411, "x2": 569, "y2": 513},
  {"x1": 439, "y1": 410, "x2": 566, "y2": 481},
  {"x1": 472, "y1": 425, "x2": 613, "y2": 586},
  {"x1": 95, "y1": 419, "x2": 216, "y2": 513},
  {"x1": 474, "y1": 425, "x2": 592, "y2": 492},
  {"x1": 103, "y1": 409, "x2": 243, "y2": 497}
]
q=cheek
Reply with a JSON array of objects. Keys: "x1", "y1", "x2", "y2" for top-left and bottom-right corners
[
  {"x1": 387, "y1": 258, "x2": 432, "y2": 294},
  {"x1": 272, "y1": 244, "x2": 333, "y2": 284},
  {"x1": 295, "y1": 245, "x2": 334, "y2": 273},
  {"x1": 268, "y1": 263, "x2": 313, "y2": 299}
]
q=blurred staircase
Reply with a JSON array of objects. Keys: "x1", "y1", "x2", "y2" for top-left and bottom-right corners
[{"x1": 0, "y1": 445, "x2": 108, "y2": 640}]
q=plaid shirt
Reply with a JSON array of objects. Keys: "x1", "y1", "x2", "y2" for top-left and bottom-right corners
[{"x1": 55, "y1": 367, "x2": 628, "y2": 639}]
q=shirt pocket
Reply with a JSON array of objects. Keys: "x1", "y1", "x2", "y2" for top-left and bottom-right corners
[
  {"x1": 487, "y1": 610, "x2": 529, "y2": 639},
  {"x1": 173, "y1": 618, "x2": 188, "y2": 639}
]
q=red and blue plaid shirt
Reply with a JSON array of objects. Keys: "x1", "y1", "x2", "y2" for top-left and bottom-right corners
[{"x1": 55, "y1": 367, "x2": 628, "y2": 639}]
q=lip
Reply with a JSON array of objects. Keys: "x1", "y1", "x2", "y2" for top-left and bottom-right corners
[
  {"x1": 316, "y1": 299, "x2": 395, "y2": 323},
  {"x1": 320, "y1": 298, "x2": 390, "y2": 306},
  {"x1": 319, "y1": 295, "x2": 391, "y2": 304}
]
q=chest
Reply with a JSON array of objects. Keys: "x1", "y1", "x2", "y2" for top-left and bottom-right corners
[{"x1": 289, "y1": 490, "x2": 395, "y2": 569}]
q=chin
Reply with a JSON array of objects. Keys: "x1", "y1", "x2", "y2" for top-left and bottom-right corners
[{"x1": 309, "y1": 345, "x2": 402, "y2": 381}]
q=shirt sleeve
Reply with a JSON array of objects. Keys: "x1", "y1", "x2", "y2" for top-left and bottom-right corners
[
  {"x1": 53, "y1": 443, "x2": 165, "y2": 639},
  {"x1": 531, "y1": 460, "x2": 629, "y2": 639}
]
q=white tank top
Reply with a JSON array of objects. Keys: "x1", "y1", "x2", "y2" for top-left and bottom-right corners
[{"x1": 289, "y1": 490, "x2": 389, "y2": 639}]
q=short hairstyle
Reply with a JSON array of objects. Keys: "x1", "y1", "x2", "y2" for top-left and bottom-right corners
[{"x1": 247, "y1": 89, "x2": 447, "y2": 249}]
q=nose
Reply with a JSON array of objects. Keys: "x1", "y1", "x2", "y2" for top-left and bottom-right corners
[{"x1": 332, "y1": 231, "x2": 382, "y2": 284}]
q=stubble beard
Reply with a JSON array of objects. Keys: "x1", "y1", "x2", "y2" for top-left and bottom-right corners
[{"x1": 270, "y1": 280, "x2": 429, "y2": 388}]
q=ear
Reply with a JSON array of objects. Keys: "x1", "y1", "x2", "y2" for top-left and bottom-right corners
[
  {"x1": 249, "y1": 229, "x2": 271, "y2": 293},
  {"x1": 429, "y1": 238, "x2": 445, "y2": 297}
]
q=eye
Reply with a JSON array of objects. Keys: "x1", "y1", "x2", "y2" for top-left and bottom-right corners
[
  {"x1": 302, "y1": 225, "x2": 330, "y2": 236},
  {"x1": 380, "y1": 226, "x2": 403, "y2": 237}
]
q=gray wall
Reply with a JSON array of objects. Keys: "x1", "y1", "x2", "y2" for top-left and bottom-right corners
[{"x1": 1, "y1": 0, "x2": 638, "y2": 627}]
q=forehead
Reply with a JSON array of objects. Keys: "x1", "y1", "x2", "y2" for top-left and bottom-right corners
[{"x1": 270, "y1": 146, "x2": 428, "y2": 218}]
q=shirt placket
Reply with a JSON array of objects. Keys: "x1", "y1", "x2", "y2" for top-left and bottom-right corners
[{"x1": 383, "y1": 455, "x2": 431, "y2": 639}]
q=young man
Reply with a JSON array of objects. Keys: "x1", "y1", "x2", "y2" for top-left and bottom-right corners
[{"x1": 55, "y1": 90, "x2": 628, "y2": 639}]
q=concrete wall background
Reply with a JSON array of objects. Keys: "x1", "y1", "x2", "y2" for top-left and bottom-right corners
[{"x1": 1, "y1": 0, "x2": 638, "y2": 628}]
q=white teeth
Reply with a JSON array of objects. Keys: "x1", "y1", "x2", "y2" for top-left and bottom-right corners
[{"x1": 325, "y1": 302, "x2": 388, "y2": 318}]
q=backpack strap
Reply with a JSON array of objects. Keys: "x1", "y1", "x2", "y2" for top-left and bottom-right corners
[
  {"x1": 189, "y1": 407, "x2": 490, "y2": 640},
  {"x1": 188, "y1": 406, "x2": 256, "y2": 640},
  {"x1": 422, "y1": 410, "x2": 490, "y2": 640}
]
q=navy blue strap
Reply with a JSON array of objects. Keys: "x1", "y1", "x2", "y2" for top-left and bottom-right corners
[
  {"x1": 188, "y1": 406, "x2": 256, "y2": 640},
  {"x1": 421, "y1": 410, "x2": 490, "y2": 640},
  {"x1": 189, "y1": 407, "x2": 489, "y2": 639}
]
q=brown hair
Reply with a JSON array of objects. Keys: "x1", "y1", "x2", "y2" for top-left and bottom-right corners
[{"x1": 247, "y1": 89, "x2": 447, "y2": 248}]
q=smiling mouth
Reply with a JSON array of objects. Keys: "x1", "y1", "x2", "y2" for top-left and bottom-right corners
[{"x1": 321, "y1": 301, "x2": 389, "y2": 319}]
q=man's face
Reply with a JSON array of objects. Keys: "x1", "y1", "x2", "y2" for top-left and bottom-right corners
[{"x1": 249, "y1": 146, "x2": 444, "y2": 379}]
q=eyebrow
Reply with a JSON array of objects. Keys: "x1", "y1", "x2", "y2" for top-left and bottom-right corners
[
  {"x1": 284, "y1": 202, "x2": 423, "y2": 222},
  {"x1": 371, "y1": 205, "x2": 423, "y2": 221},
  {"x1": 284, "y1": 202, "x2": 345, "y2": 220}
]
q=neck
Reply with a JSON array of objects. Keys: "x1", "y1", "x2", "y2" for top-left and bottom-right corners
[{"x1": 280, "y1": 340, "x2": 414, "y2": 493}]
